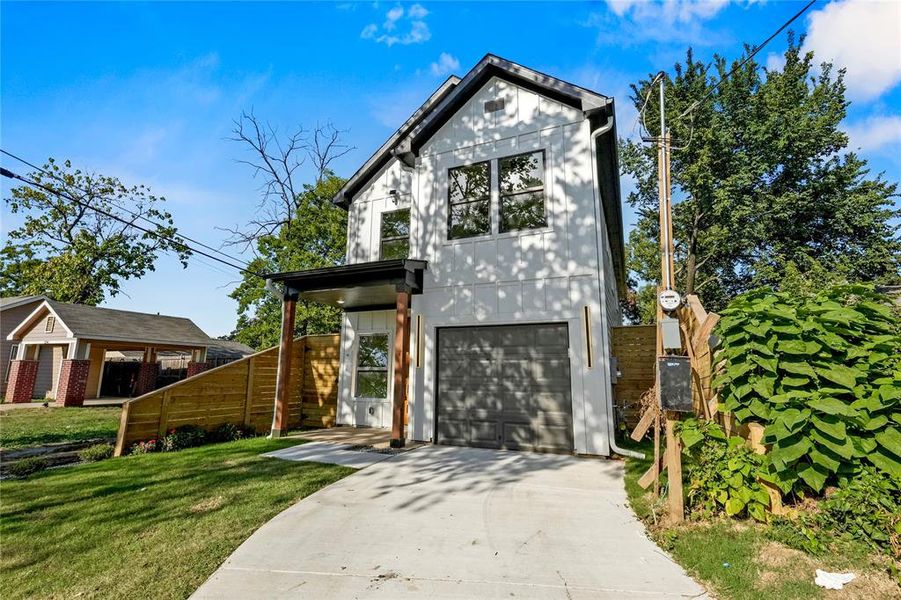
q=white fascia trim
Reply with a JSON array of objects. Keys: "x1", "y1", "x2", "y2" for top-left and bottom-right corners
[{"x1": 6, "y1": 301, "x2": 75, "y2": 340}]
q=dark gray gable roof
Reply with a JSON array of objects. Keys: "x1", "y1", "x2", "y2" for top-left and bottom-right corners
[
  {"x1": 332, "y1": 53, "x2": 626, "y2": 296},
  {"x1": 334, "y1": 54, "x2": 611, "y2": 207},
  {"x1": 1, "y1": 295, "x2": 45, "y2": 311},
  {"x1": 45, "y1": 300, "x2": 212, "y2": 346},
  {"x1": 206, "y1": 339, "x2": 256, "y2": 359}
]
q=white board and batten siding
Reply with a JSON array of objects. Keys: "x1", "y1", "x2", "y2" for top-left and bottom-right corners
[{"x1": 340, "y1": 76, "x2": 619, "y2": 456}]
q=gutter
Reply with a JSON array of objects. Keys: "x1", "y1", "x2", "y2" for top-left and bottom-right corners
[{"x1": 588, "y1": 107, "x2": 645, "y2": 460}]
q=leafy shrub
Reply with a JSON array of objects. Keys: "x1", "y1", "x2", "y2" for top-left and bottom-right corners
[
  {"x1": 160, "y1": 425, "x2": 206, "y2": 452},
  {"x1": 769, "y1": 467, "x2": 900, "y2": 558},
  {"x1": 210, "y1": 423, "x2": 255, "y2": 443},
  {"x1": 130, "y1": 438, "x2": 160, "y2": 454},
  {"x1": 714, "y1": 285, "x2": 900, "y2": 496},
  {"x1": 78, "y1": 443, "x2": 114, "y2": 463},
  {"x1": 678, "y1": 418, "x2": 771, "y2": 521},
  {"x1": 7, "y1": 456, "x2": 49, "y2": 478}
]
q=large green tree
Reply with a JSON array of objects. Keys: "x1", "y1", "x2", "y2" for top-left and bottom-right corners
[
  {"x1": 228, "y1": 173, "x2": 347, "y2": 349},
  {"x1": 225, "y1": 113, "x2": 354, "y2": 349},
  {"x1": 1, "y1": 159, "x2": 190, "y2": 304},
  {"x1": 621, "y1": 36, "x2": 900, "y2": 322}
]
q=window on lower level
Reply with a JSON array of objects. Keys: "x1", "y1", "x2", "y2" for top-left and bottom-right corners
[
  {"x1": 448, "y1": 161, "x2": 491, "y2": 239},
  {"x1": 499, "y1": 151, "x2": 547, "y2": 233},
  {"x1": 380, "y1": 209, "x2": 410, "y2": 260},
  {"x1": 354, "y1": 334, "x2": 389, "y2": 398}
]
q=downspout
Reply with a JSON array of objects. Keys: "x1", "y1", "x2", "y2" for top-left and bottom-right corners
[{"x1": 589, "y1": 107, "x2": 645, "y2": 460}]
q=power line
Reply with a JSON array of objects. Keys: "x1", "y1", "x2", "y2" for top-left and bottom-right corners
[
  {"x1": 677, "y1": 0, "x2": 818, "y2": 120},
  {"x1": 0, "y1": 149, "x2": 254, "y2": 270},
  {"x1": 0, "y1": 166, "x2": 263, "y2": 278}
]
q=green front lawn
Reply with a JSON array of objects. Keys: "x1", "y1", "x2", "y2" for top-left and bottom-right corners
[
  {"x1": 0, "y1": 406, "x2": 121, "y2": 450},
  {"x1": 1, "y1": 438, "x2": 354, "y2": 599}
]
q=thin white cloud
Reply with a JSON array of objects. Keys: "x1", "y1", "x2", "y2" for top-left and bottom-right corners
[
  {"x1": 588, "y1": 0, "x2": 739, "y2": 47},
  {"x1": 361, "y1": 3, "x2": 431, "y2": 47},
  {"x1": 803, "y1": 0, "x2": 901, "y2": 101},
  {"x1": 844, "y1": 114, "x2": 901, "y2": 152},
  {"x1": 430, "y1": 52, "x2": 460, "y2": 77},
  {"x1": 607, "y1": 0, "x2": 729, "y2": 24}
]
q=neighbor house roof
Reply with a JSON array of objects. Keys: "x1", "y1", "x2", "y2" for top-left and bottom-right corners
[
  {"x1": 0, "y1": 295, "x2": 46, "y2": 311},
  {"x1": 7, "y1": 299, "x2": 212, "y2": 347},
  {"x1": 331, "y1": 53, "x2": 626, "y2": 295}
]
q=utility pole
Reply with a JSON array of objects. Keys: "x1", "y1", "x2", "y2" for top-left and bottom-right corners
[{"x1": 654, "y1": 74, "x2": 684, "y2": 523}]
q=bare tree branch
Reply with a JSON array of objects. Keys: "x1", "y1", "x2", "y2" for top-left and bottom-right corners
[{"x1": 222, "y1": 111, "x2": 355, "y2": 250}]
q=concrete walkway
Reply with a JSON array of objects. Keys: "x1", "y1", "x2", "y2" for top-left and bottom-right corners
[{"x1": 193, "y1": 445, "x2": 707, "y2": 599}]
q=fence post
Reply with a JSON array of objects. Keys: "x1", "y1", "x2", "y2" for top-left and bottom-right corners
[
  {"x1": 243, "y1": 356, "x2": 255, "y2": 427},
  {"x1": 114, "y1": 401, "x2": 131, "y2": 456},
  {"x1": 157, "y1": 390, "x2": 172, "y2": 438}
]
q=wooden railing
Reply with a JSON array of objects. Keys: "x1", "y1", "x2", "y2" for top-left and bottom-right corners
[{"x1": 114, "y1": 334, "x2": 340, "y2": 455}]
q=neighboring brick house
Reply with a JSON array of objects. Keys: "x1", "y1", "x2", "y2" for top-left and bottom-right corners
[
  {"x1": 4, "y1": 299, "x2": 212, "y2": 406},
  {"x1": 1, "y1": 295, "x2": 46, "y2": 399}
]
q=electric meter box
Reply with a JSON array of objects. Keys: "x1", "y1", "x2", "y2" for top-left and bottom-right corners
[
  {"x1": 658, "y1": 356, "x2": 693, "y2": 412},
  {"x1": 660, "y1": 316, "x2": 682, "y2": 350}
]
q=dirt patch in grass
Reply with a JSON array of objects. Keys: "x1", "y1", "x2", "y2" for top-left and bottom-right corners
[{"x1": 189, "y1": 496, "x2": 224, "y2": 513}]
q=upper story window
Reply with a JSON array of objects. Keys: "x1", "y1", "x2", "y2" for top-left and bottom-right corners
[
  {"x1": 499, "y1": 151, "x2": 547, "y2": 233},
  {"x1": 45, "y1": 316, "x2": 55, "y2": 333},
  {"x1": 354, "y1": 333, "x2": 389, "y2": 398},
  {"x1": 447, "y1": 161, "x2": 491, "y2": 239},
  {"x1": 380, "y1": 209, "x2": 410, "y2": 260}
]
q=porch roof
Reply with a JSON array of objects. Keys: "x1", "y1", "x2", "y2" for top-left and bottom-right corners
[{"x1": 265, "y1": 259, "x2": 428, "y2": 310}]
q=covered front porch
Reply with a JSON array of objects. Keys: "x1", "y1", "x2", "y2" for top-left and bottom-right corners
[{"x1": 265, "y1": 259, "x2": 427, "y2": 447}]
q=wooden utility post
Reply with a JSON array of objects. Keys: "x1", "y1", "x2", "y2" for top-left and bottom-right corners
[{"x1": 656, "y1": 78, "x2": 684, "y2": 523}]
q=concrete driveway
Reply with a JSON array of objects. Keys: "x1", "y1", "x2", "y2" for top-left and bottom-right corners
[{"x1": 193, "y1": 445, "x2": 706, "y2": 599}]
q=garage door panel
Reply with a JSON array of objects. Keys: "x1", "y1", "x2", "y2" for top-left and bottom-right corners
[
  {"x1": 437, "y1": 323, "x2": 574, "y2": 454},
  {"x1": 470, "y1": 420, "x2": 500, "y2": 446},
  {"x1": 502, "y1": 422, "x2": 533, "y2": 448}
]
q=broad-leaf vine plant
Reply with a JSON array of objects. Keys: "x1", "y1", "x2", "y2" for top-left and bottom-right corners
[{"x1": 713, "y1": 285, "x2": 900, "y2": 497}]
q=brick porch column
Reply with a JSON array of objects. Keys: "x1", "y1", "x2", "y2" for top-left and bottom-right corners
[
  {"x1": 56, "y1": 359, "x2": 91, "y2": 407},
  {"x1": 134, "y1": 362, "x2": 159, "y2": 396},
  {"x1": 6, "y1": 360, "x2": 38, "y2": 403},
  {"x1": 186, "y1": 361, "x2": 209, "y2": 377}
]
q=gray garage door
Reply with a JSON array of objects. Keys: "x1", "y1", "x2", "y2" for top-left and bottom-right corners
[{"x1": 436, "y1": 323, "x2": 574, "y2": 453}]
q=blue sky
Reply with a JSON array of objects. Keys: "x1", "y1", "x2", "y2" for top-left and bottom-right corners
[{"x1": 2, "y1": 1, "x2": 899, "y2": 336}]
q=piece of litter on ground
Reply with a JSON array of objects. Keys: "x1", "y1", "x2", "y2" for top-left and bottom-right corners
[
  {"x1": 815, "y1": 569, "x2": 855, "y2": 590},
  {"x1": 722, "y1": 563, "x2": 730, "y2": 568}
]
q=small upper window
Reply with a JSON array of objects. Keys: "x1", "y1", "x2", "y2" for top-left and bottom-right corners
[
  {"x1": 354, "y1": 334, "x2": 390, "y2": 398},
  {"x1": 448, "y1": 161, "x2": 491, "y2": 239},
  {"x1": 499, "y1": 151, "x2": 547, "y2": 233},
  {"x1": 380, "y1": 209, "x2": 410, "y2": 260},
  {"x1": 45, "y1": 316, "x2": 55, "y2": 333}
]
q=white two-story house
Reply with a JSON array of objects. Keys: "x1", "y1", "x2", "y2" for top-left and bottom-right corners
[{"x1": 266, "y1": 55, "x2": 626, "y2": 456}]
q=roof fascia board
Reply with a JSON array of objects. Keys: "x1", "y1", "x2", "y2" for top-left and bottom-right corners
[
  {"x1": 334, "y1": 77, "x2": 461, "y2": 208},
  {"x1": 403, "y1": 55, "x2": 610, "y2": 156},
  {"x1": 0, "y1": 296, "x2": 45, "y2": 312}
]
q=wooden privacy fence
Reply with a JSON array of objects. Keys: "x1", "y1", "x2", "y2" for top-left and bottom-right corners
[
  {"x1": 114, "y1": 334, "x2": 340, "y2": 455},
  {"x1": 610, "y1": 325, "x2": 656, "y2": 429}
]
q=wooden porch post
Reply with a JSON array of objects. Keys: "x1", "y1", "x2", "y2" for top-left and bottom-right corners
[
  {"x1": 391, "y1": 287, "x2": 412, "y2": 448},
  {"x1": 271, "y1": 289, "x2": 298, "y2": 438}
]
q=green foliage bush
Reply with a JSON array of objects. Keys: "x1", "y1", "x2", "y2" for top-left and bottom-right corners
[
  {"x1": 7, "y1": 456, "x2": 49, "y2": 478},
  {"x1": 714, "y1": 285, "x2": 901, "y2": 496},
  {"x1": 677, "y1": 418, "x2": 770, "y2": 521},
  {"x1": 160, "y1": 425, "x2": 206, "y2": 452},
  {"x1": 129, "y1": 423, "x2": 256, "y2": 455},
  {"x1": 769, "y1": 467, "x2": 900, "y2": 559},
  {"x1": 210, "y1": 423, "x2": 255, "y2": 443},
  {"x1": 78, "y1": 443, "x2": 114, "y2": 463}
]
